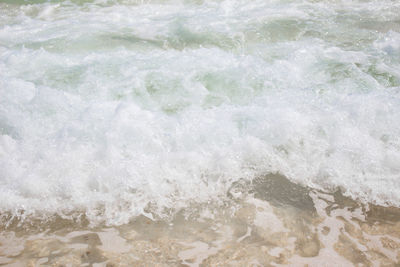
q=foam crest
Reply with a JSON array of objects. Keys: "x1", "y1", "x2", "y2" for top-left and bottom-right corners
[{"x1": 0, "y1": 0, "x2": 400, "y2": 225}]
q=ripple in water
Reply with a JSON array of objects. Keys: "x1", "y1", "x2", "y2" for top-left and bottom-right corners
[{"x1": 0, "y1": 0, "x2": 400, "y2": 264}]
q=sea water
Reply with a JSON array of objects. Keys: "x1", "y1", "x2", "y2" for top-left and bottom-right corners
[{"x1": 0, "y1": 0, "x2": 400, "y2": 265}]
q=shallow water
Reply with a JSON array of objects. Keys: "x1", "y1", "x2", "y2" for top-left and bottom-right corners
[
  {"x1": 1, "y1": 0, "x2": 400, "y2": 264},
  {"x1": 1, "y1": 0, "x2": 400, "y2": 225},
  {"x1": 1, "y1": 175, "x2": 400, "y2": 266}
]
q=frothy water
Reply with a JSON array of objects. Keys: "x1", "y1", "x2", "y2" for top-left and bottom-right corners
[
  {"x1": 1, "y1": 0, "x2": 400, "y2": 226},
  {"x1": 1, "y1": 177, "x2": 400, "y2": 266}
]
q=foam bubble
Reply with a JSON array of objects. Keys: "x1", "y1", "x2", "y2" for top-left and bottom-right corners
[{"x1": 0, "y1": 0, "x2": 400, "y2": 225}]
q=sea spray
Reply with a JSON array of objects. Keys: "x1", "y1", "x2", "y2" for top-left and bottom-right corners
[{"x1": 0, "y1": 0, "x2": 400, "y2": 225}]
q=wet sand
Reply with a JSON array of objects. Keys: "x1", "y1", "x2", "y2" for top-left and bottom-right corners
[{"x1": 1, "y1": 174, "x2": 399, "y2": 266}]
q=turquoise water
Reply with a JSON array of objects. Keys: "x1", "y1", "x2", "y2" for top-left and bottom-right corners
[{"x1": 0, "y1": 0, "x2": 400, "y2": 225}]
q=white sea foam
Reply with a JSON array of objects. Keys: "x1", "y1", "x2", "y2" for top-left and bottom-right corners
[{"x1": 0, "y1": 0, "x2": 399, "y2": 225}]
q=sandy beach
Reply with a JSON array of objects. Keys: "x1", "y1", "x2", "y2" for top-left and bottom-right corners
[
  {"x1": 1, "y1": 0, "x2": 400, "y2": 265},
  {"x1": 1, "y1": 174, "x2": 399, "y2": 266}
]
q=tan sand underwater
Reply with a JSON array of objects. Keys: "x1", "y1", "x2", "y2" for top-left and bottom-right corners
[
  {"x1": 1, "y1": 0, "x2": 400, "y2": 265},
  {"x1": 1, "y1": 175, "x2": 399, "y2": 266}
]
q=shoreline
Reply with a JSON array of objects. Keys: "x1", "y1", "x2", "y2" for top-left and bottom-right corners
[{"x1": 1, "y1": 175, "x2": 399, "y2": 266}]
